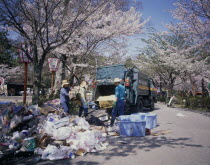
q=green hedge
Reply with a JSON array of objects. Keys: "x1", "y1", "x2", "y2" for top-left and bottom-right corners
[
  {"x1": 157, "y1": 96, "x2": 166, "y2": 102},
  {"x1": 184, "y1": 96, "x2": 210, "y2": 111},
  {"x1": 163, "y1": 95, "x2": 210, "y2": 111}
]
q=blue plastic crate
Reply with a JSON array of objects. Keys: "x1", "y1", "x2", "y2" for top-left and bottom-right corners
[
  {"x1": 131, "y1": 113, "x2": 149, "y2": 121},
  {"x1": 118, "y1": 121, "x2": 146, "y2": 137},
  {"x1": 119, "y1": 115, "x2": 145, "y2": 122},
  {"x1": 118, "y1": 115, "x2": 132, "y2": 121},
  {"x1": 132, "y1": 113, "x2": 149, "y2": 116},
  {"x1": 145, "y1": 114, "x2": 157, "y2": 129}
]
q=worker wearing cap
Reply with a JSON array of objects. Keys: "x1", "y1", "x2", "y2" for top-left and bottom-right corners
[
  {"x1": 60, "y1": 80, "x2": 71, "y2": 114},
  {"x1": 110, "y1": 78, "x2": 125, "y2": 127}
]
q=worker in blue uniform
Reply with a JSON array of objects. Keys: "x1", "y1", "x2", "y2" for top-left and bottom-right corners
[
  {"x1": 110, "y1": 78, "x2": 125, "y2": 127},
  {"x1": 60, "y1": 80, "x2": 71, "y2": 114}
]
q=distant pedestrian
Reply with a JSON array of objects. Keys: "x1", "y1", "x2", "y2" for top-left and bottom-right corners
[
  {"x1": 110, "y1": 78, "x2": 125, "y2": 127},
  {"x1": 60, "y1": 80, "x2": 71, "y2": 114},
  {"x1": 78, "y1": 81, "x2": 89, "y2": 118}
]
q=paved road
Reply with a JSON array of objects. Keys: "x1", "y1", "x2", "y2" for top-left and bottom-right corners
[{"x1": 36, "y1": 102, "x2": 210, "y2": 165}]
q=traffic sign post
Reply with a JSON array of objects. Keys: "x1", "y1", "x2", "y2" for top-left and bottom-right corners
[{"x1": 18, "y1": 44, "x2": 32, "y2": 104}]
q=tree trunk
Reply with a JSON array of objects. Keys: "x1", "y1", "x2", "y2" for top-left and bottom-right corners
[
  {"x1": 201, "y1": 78, "x2": 205, "y2": 107},
  {"x1": 32, "y1": 47, "x2": 46, "y2": 105},
  {"x1": 32, "y1": 62, "x2": 42, "y2": 105},
  {"x1": 168, "y1": 72, "x2": 175, "y2": 97},
  {"x1": 54, "y1": 54, "x2": 67, "y2": 94},
  {"x1": 61, "y1": 55, "x2": 67, "y2": 80},
  {"x1": 69, "y1": 69, "x2": 75, "y2": 86},
  {"x1": 54, "y1": 64, "x2": 62, "y2": 94}
]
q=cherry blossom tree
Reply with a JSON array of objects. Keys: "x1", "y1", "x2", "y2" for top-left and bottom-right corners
[
  {"x1": 136, "y1": 33, "x2": 179, "y2": 95},
  {"x1": 166, "y1": 0, "x2": 210, "y2": 55},
  {"x1": 52, "y1": 3, "x2": 148, "y2": 93},
  {"x1": 0, "y1": 0, "x2": 147, "y2": 104},
  {"x1": 136, "y1": 32, "x2": 209, "y2": 95},
  {"x1": 164, "y1": 0, "x2": 210, "y2": 93}
]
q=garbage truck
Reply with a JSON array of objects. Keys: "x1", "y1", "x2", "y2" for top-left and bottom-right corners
[{"x1": 94, "y1": 64, "x2": 157, "y2": 113}]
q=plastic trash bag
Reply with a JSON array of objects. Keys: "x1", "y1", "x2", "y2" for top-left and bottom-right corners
[
  {"x1": 66, "y1": 130, "x2": 97, "y2": 151},
  {"x1": 46, "y1": 113, "x2": 60, "y2": 122},
  {"x1": 34, "y1": 148, "x2": 44, "y2": 155},
  {"x1": 79, "y1": 131, "x2": 96, "y2": 146},
  {"x1": 43, "y1": 121, "x2": 56, "y2": 136},
  {"x1": 23, "y1": 115, "x2": 34, "y2": 122},
  {"x1": 93, "y1": 130, "x2": 103, "y2": 139},
  {"x1": 66, "y1": 139, "x2": 80, "y2": 150},
  {"x1": 1, "y1": 107, "x2": 13, "y2": 128},
  {"x1": 10, "y1": 115, "x2": 22, "y2": 130},
  {"x1": 42, "y1": 114, "x2": 61, "y2": 135},
  {"x1": 11, "y1": 131, "x2": 21, "y2": 141},
  {"x1": 53, "y1": 117, "x2": 69, "y2": 129},
  {"x1": 53, "y1": 127, "x2": 71, "y2": 140},
  {"x1": 86, "y1": 115, "x2": 105, "y2": 126},
  {"x1": 13, "y1": 106, "x2": 24, "y2": 114},
  {"x1": 20, "y1": 130, "x2": 29, "y2": 138},
  {"x1": 42, "y1": 145, "x2": 72, "y2": 160},
  {"x1": 29, "y1": 105, "x2": 40, "y2": 116},
  {"x1": 74, "y1": 117, "x2": 90, "y2": 130},
  {"x1": 8, "y1": 140, "x2": 20, "y2": 149}
]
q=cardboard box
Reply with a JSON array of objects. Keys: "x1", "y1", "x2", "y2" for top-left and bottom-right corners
[{"x1": 97, "y1": 95, "x2": 115, "y2": 109}]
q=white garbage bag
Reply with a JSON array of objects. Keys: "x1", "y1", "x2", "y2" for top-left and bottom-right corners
[
  {"x1": 74, "y1": 117, "x2": 90, "y2": 130},
  {"x1": 53, "y1": 117, "x2": 69, "y2": 129},
  {"x1": 53, "y1": 127, "x2": 71, "y2": 140},
  {"x1": 23, "y1": 115, "x2": 34, "y2": 122},
  {"x1": 46, "y1": 113, "x2": 60, "y2": 122},
  {"x1": 42, "y1": 145, "x2": 72, "y2": 160},
  {"x1": 11, "y1": 131, "x2": 21, "y2": 141},
  {"x1": 43, "y1": 121, "x2": 56, "y2": 136},
  {"x1": 66, "y1": 139, "x2": 80, "y2": 150}
]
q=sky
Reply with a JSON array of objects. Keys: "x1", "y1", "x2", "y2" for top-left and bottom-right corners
[
  {"x1": 140, "y1": 0, "x2": 177, "y2": 31},
  {"x1": 126, "y1": 0, "x2": 178, "y2": 57}
]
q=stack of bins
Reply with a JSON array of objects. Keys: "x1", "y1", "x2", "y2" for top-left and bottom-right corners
[
  {"x1": 131, "y1": 113, "x2": 157, "y2": 129},
  {"x1": 118, "y1": 115, "x2": 146, "y2": 137}
]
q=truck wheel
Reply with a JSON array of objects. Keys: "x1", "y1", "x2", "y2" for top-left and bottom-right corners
[
  {"x1": 136, "y1": 98, "x2": 144, "y2": 112},
  {"x1": 150, "y1": 99, "x2": 155, "y2": 111}
]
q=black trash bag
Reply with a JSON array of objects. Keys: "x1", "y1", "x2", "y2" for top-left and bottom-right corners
[{"x1": 86, "y1": 115, "x2": 105, "y2": 126}]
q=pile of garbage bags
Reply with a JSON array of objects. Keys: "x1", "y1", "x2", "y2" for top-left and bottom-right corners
[{"x1": 0, "y1": 99, "x2": 108, "y2": 162}]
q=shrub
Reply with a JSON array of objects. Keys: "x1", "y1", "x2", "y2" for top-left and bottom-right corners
[
  {"x1": 184, "y1": 96, "x2": 210, "y2": 111},
  {"x1": 174, "y1": 96, "x2": 185, "y2": 105},
  {"x1": 204, "y1": 97, "x2": 210, "y2": 110},
  {"x1": 157, "y1": 96, "x2": 166, "y2": 102}
]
